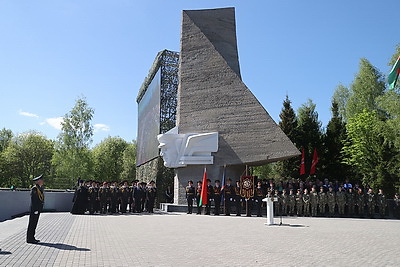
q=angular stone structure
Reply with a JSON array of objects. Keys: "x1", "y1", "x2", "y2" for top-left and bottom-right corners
[{"x1": 171, "y1": 7, "x2": 300, "y2": 204}]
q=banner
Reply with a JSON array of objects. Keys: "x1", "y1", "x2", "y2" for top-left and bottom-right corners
[{"x1": 240, "y1": 176, "x2": 255, "y2": 199}]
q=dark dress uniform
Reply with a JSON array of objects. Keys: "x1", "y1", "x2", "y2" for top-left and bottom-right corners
[
  {"x1": 186, "y1": 185, "x2": 195, "y2": 214},
  {"x1": 88, "y1": 185, "x2": 98, "y2": 214},
  {"x1": 133, "y1": 185, "x2": 143, "y2": 213},
  {"x1": 255, "y1": 187, "x2": 265, "y2": 217},
  {"x1": 120, "y1": 185, "x2": 130, "y2": 213},
  {"x1": 234, "y1": 184, "x2": 242, "y2": 216},
  {"x1": 98, "y1": 185, "x2": 110, "y2": 214},
  {"x1": 109, "y1": 185, "x2": 119, "y2": 213},
  {"x1": 206, "y1": 184, "x2": 214, "y2": 215},
  {"x1": 146, "y1": 186, "x2": 157, "y2": 213},
  {"x1": 27, "y1": 176, "x2": 44, "y2": 243},
  {"x1": 224, "y1": 183, "x2": 234, "y2": 216},
  {"x1": 213, "y1": 185, "x2": 221, "y2": 215}
]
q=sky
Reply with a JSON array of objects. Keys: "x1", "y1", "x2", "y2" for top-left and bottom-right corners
[{"x1": 0, "y1": 0, "x2": 398, "y2": 147}]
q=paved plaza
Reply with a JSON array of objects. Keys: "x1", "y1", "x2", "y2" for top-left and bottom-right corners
[{"x1": 0, "y1": 211, "x2": 399, "y2": 266}]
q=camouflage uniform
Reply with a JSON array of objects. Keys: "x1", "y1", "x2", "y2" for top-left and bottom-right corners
[
  {"x1": 295, "y1": 190, "x2": 303, "y2": 216},
  {"x1": 318, "y1": 187, "x2": 327, "y2": 216},
  {"x1": 288, "y1": 189, "x2": 296, "y2": 216},
  {"x1": 327, "y1": 187, "x2": 336, "y2": 217},
  {"x1": 281, "y1": 190, "x2": 288, "y2": 215},
  {"x1": 310, "y1": 188, "x2": 319, "y2": 217},
  {"x1": 302, "y1": 189, "x2": 311, "y2": 216},
  {"x1": 336, "y1": 187, "x2": 346, "y2": 216},
  {"x1": 346, "y1": 188, "x2": 355, "y2": 216},
  {"x1": 366, "y1": 189, "x2": 375, "y2": 217},
  {"x1": 356, "y1": 189, "x2": 365, "y2": 216}
]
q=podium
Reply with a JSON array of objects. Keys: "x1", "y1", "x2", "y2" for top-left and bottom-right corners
[{"x1": 262, "y1": 196, "x2": 277, "y2": 225}]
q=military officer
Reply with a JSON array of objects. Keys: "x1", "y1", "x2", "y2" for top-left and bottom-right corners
[
  {"x1": 186, "y1": 180, "x2": 195, "y2": 214},
  {"x1": 27, "y1": 175, "x2": 45, "y2": 244},
  {"x1": 205, "y1": 179, "x2": 214, "y2": 215},
  {"x1": 366, "y1": 188, "x2": 375, "y2": 218},
  {"x1": 196, "y1": 181, "x2": 202, "y2": 214},
  {"x1": 119, "y1": 181, "x2": 130, "y2": 213},
  {"x1": 302, "y1": 188, "x2": 311, "y2": 216},
  {"x1": 288, "y1": 189, "x2": 296, "y2": 216},
  {"x1": 336, "y1": 186, "x2": 346, "y2": 216},
  {"x1": 318, "y1": 186, "x2": 327, "y2": 216},
  {"x1": 295, "y1": 189, "x2": 303, "y2": 216},
  {"x1": 224, "y1": 178, "x2": 234, "y2": 216},
  {"x1": 254, "y1": 180, "x2": 265, "y2": 217},
  {"x1": 146, "y1": 181, "x2": 157, "y2": 213},
  {"x1": 310, "y1": 186, "x2": 319, "y2": 217},
  {"x1": 327, "y1": 186, "x2": 336, "y2": 217},
  {"x1": 234, "y1": 180, "x2": 242, "y2": 216},
  {"x1": 377, "y1": 189, "x2": 386, "y2": 218},
  {"x1": 213, "y1": 180, "x2": 221, "y2": 215},
  {"x1": 346, "y1": 188, "x2": 355, "y2": 216}
]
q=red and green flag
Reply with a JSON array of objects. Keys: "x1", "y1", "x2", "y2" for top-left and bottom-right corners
[
  {"x1": 199, "y1": 167, "x2": 208, "y2": 206},
  {"x1": 388, "y1": 56, "x2": 400, "y2": 89}
]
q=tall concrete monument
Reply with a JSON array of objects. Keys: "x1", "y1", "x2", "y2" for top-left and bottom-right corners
[{"x1": 158, "y1": 7, "x2": 300, "y2": 204}]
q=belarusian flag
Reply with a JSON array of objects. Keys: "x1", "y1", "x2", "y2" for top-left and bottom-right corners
[
  {"x1": 199, "y1": 167, "x2": 208, "y2": 206},
  {"x1": 300, "y1": 147, "x2": 306, "y2": 175},
  {"x1": 388, "y1": 56, "x2": 400, "y2": 89},
  {"x1": 310, "y1": 148, "x2": 318, "y2": 175}
]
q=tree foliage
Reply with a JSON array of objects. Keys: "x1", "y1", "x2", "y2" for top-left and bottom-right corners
[
  {"x1": 92, "y1": 136, "x2": 128, "y2": 182},
  {"x1": 346, "y1": 58, "x2": 386, "y2": 119},
  {"x1": 3, "y1": 131, "x2": 54, "y2": 187},
  {"x1": 52, "y1": 97, "x2": 95, "y2": 186},
  {"x1": 120, "y1": 141, "x2": 137, "y2": 181}
]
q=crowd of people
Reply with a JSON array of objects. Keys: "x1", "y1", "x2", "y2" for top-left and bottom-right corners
[
  {"x1": 70, "y1": 180, "x2": 157, "y2": 215},
  {"x1": 186, "y1": 177, "x2": 400, "y2": 218}
]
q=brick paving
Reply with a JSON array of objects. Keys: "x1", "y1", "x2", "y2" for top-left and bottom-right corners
[{"x1": 0, "y1": 212, "x2": 399, "y2": 266}]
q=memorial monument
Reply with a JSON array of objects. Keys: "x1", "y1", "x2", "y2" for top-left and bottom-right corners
[{"x1": 157, "y1": 7, "x2": 300, "y2": 204}]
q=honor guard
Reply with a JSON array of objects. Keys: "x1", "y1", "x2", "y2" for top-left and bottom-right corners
[
  {"x1": 186, "y1": 180, "x2": 195, "y2": 214},
  {"x1": 205, "y1": 179, "x2": 214, "y2": 215},
  {"x1": 213, "y1": 180, "x2": 221, "y2": 215},
  {"x1": 224, "y1": 178, "x2": 234, "y2": 216},
  {"x1": 146, "y1": 181, "x2": 157, "y2": 213},
  {"x1": 255, "y1": 181, "x2": 265, "y2": 217},
  {"x1": 27, "y1": 175, "x2": 44, "y2": 244},
  {"x1": 234, "y1": 180, "x2": 242, "y2": 216}
]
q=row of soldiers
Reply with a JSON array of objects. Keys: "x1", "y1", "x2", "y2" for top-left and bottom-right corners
[
  {"x1": 186, "y1": 178, "x2": 388, "y2": 218},
  {"x1": 71, "y1": 180, "x2": 157, "y2": 215}
]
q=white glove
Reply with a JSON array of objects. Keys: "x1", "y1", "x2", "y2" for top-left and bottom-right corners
[{"x1": 34, "y1": 211, "x2": 38, "y2": 215}]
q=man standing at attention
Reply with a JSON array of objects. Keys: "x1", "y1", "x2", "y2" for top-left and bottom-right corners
[{"x1": 27, "y1": 175, "x2": 44, "y2": 244}]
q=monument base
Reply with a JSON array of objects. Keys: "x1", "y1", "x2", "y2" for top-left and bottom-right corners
[{"x1": 173, "y1": 164, "x2": 246, "y2": 205}]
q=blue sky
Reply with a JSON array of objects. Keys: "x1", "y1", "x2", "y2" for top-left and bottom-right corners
[{"x1": 0, "y1": 0, "x2": 398, "y2": 146}]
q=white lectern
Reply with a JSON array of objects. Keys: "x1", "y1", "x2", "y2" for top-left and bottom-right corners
[{"x1": 262, "y1": 196, "x2": 277, "y2": 225}]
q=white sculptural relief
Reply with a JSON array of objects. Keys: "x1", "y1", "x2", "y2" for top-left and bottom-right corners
[{"x1": 157, "y1": 126, "x2": 218, "y2": 168}]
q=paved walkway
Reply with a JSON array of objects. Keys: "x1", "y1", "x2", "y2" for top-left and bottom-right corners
[{"x1": 0, "y1": 212, "x2": 399, "y2": 266}]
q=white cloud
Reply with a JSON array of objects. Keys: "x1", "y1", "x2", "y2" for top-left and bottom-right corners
[
  {"x1": 46, "y1": 117, "x2": 64, "y2": 130},
  {"x1": 94, "y1": 123, "x2": 110, "y2": 132},
  {"x1": 19, "y1": 110, "x2": 39, "y2": 118}
]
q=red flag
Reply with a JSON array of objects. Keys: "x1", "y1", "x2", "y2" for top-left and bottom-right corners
[
  {"x1": 300, "y1": 147, "x2": 306, "y2": 175},
  {"x1": 199, "y1": 167, "x2": 208, "y2": 206},
  {"x1": 310, "y1": 148, "x2": 318, "y2": 175}
]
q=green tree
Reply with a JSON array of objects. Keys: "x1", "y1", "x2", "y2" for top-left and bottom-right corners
[
  {"x1": 332, "y1": 84, "x2": 350, "y2": 121},
  {"x1": 0, "y1": 128, "x2": 13, "y2": 186},
  {"x1": 346, "y1": 58, "x2": 386, "y2": 119},
  {"x1": 120, "y1": 141, "x2": 137, "y2": 181},
  {"x1": 275, "y1": 95, "x2": 300, "y2": 179},
  {"x1": 92, "y1": 136, "x2": 128, "y2": 182},
  {"x1": 296, "y1": 99, "x2": 323, "y2": 177},
  {"x1": 323, "y1": 100, "x2": 349, "y2": 180},
  {"x1": 3, "y1": 131, "x2": 54, "y2": 187},
  {"x1": 341, "y1": 110, "x2": 396, "y2": 194},
  {"x1": 52, "y1": 97, "x2": 95, "y2": 187},
  {"x1": 0, "y1": 128, "x2": 13, "y2": 153}
]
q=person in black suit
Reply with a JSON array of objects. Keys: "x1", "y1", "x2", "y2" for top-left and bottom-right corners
[{"x1": 27, "y1": 175, "x2": 45, "y2": 244}]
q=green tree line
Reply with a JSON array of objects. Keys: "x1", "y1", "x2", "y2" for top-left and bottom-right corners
[
  {"x1": 0, "y1": 97, "x2": 136, "y2": 189},
  {"x1": 254, "y1": 45, "x2": 400, "y2": 197}
]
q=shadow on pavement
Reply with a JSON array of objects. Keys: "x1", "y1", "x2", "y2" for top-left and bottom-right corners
[
  {"x1": 0, "y1": 250, "x2": 12, "y2": 255},
  {"x1": 278, "y1": 223, "x2": 308, "y2": 228},
  {"x1": 38, "y1": 242, "x2": 90, "y2": 251}
]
